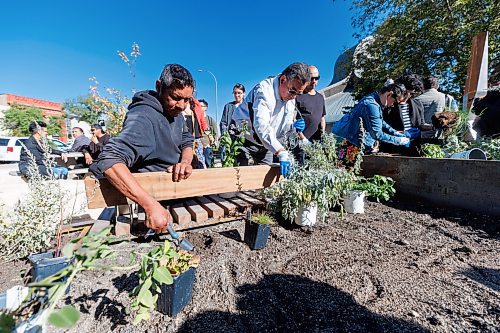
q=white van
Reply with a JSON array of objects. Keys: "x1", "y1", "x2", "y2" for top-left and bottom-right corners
[{"x1": 0, "y1": 137, "x2": 70, "y2": 162}]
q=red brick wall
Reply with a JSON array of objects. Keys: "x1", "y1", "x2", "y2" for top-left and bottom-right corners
[{"x1": 5, "y1": 94, "x2": 68, "y2": 142}]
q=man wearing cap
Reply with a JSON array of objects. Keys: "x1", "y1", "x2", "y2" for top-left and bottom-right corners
[
  {"x1": 82, "y1": 124, "x2": 110, "y2": 165},
  {"x1": 90, "y1": 64, "x2": 195, "y2": 232},
  {"x1": 231, "y1": 62, "x2": 311, "y2": 176}
]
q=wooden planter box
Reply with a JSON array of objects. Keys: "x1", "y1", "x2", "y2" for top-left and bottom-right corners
[
  {"x1": 85, "y1": 165, "x2": 280, "y2": 209},
  {"x1": 361, "y1": 155, "x2": 500, "y2": 216}
]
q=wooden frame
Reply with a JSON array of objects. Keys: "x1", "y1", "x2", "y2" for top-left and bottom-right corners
[{"x1": 84, "y1": 165, "x2": 280, "y2": 209}]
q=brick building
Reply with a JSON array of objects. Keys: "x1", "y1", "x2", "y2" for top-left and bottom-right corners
[{"x1": 0, "y1": 93, "x2": 68, "y2": 141}]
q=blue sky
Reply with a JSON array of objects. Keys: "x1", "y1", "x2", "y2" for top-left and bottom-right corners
[{"x1": 0, "y1": 0, "x2": 357, "y2": 124}]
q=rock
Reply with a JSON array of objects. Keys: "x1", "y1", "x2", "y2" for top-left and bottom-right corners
[
  {"x1": 395, "y1": 239, "x2": 409, "y2": 246},
  {"x1": 409, "y1": 310, "x2": 420, "y2": 317},
  {"x1": 428, "y1": 315, "x2": 444, "y2": 325}
]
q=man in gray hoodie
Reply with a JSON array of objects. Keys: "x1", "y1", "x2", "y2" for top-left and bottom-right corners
[{"x1": 90, "y1": 64, "x2": 195, "y2": 232}]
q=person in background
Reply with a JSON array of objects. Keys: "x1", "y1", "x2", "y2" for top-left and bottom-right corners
[
  {"x1": 82, "y1": 124, "x2": 110, "y2": 165},
  {"x1": 68, "y1": 127, "x2": 91, "y2": 152},
  {"x1": 198, "y1": 99, "x2": 219, "y2": 168},
  {"x1": 19, "y1": 121, "x2": 68, "y2": 179},
  {"x1": 381, "y1": 74, "x2": 430, "y2": 155},
  {"x1": 183, "y1": 98, "x2": 208, "y2": 168},
  {"x1": 90, "y1": 63, "x2": 195, "y2": 232},
  {"x1": 332, "y1": 83, "x2": 410, "y2": 166},
  {"x1": 220, "y1": 83, "x2": 246, "y2": 135},
  {"x1": 414, "y1": 76, "x2": 446, "y2": 124},
  {"x1": 232, "y1": 62, "x2": 311, "y2": 176},
  {"x1": 294, "y1": 65, "x2": 326, "y2": 164},
  {"x1": 219, "y1": 83, "x2": 245, "y2": 162}
]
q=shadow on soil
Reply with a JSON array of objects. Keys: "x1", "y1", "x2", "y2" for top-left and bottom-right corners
[
  {"x1": 462, "y1": 266, "x2": 500, "y2": 292},
  {"x1": 383, "y1": 197, "x2": 500, "y2": 238},
  {"x1": 71, "y1": 273, "x2": 138, "y2": 330},
  {"x1": 178, "y1": 274, "x2": 429, "y2": 333},
  {"x1": 72, "y1": 287, "x2": 129, "y2": 330}
]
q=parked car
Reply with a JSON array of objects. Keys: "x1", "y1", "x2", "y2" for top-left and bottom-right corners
[{"x1": 0, "y1": 136, "x2": 70, "y2": 163}]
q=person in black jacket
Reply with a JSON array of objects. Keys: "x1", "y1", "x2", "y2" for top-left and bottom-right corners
[
  {"x1": 18, "y1": 121, "x2": 68, "y2": 179},
  {"x1": 90, "y1": 64, "x2": 195, "y2": 232},
  {"x1": 381, "y1": 74, "x2": 432, "y2": 156},
  {"x1": 82, "y1": 124, "x2": 110, "y2": 165}
]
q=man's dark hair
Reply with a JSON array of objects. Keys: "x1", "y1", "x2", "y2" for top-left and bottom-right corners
[
  {"x1": 158, "y1": 64, "x2": 195, "y2": 92},
  {"x1": 423, "y1": 76, "x2": 439, "y2": 90},
  {"x1": 199, "y1": 99, "x2": 208, "y2": 107},
  {"x1": 381, "y1": 83, "x2": 407, "y2": 98},
  {"x1": 72, "y1": 127, "x2": 84, "y2": 134},
  {"x1": 233, "y1": 83, "x2": 245, "y2": 93},
  {"x1": 395, "y1": 74, "x2": 424, "y2": 94},
  {"x1": 281, "y1": 62, "x2": 311, "y2": 84},
  {"x1": 29, "y1": 121, "x2": 47, "y2": 134},
  {"x1": 91, "y1": 124, "x2": 103, "y2": 130}
]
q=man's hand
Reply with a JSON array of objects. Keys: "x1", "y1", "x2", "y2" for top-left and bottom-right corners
[
  {"x1": 144, "y1": 202, "x2": 172, "y2": 232},
  {"x1": 84, "y1": 152, "x2": 93, "y2": 165},
  {"x1": 167, "y1": 162, "x2": 193, "y2": 182},
  {"x1": 61, "y1": 153, "x2": 68, "y2": 163},
  {"x1": 91, "y1": 135, "x2": 99, "y2": 144},
  {"x1": 277, "y1": 150, "x2": 290, "y2": 177}
]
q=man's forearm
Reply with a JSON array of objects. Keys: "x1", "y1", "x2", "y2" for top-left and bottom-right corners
[
  {"x1": 321, "y1": 117, "x2": 326, "y2": 132},
  {"x1": 104, "y1": 163, "x2": 158, "y2": 210},
  {"x1": 180, "y1": 147, "x2": 194, "y2": 164}
]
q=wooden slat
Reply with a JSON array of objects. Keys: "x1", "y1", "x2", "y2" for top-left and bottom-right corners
[
  {"x1": 235, "y1": 192, "x2": 266, "y2": 207},
  {"x1": 195, "y1": 197, "x2": 225, "y2": 218},
  {"x1": 207, "y1": 195, "x2": 238, "y2": 215},
  {"x1": 464, "y1": 32, "x2": 488, "y2": 110},
  {"x1": 171, "y1": 215, "x2": 245, "y2": 232},
  {"x1": 184, "y1": 200, "x2": 209, "y2": 223},
  {"x1": 171, "y1": 204, "x2": 192, "y2": 226},
  {"x1": 226, "y1": 196, "x2": 252, "y2": 211},
  {"x1": 85, "y1": 165, "x2": 280, "y2": 209}
]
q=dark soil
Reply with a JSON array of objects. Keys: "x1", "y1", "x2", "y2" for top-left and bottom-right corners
[{"x1": 1, "y1": 199, "x2": 499, "y2": 332}]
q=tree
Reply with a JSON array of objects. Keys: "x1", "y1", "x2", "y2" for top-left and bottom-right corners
[
  {"x1": 63, "y1": 95, "x2": 101, "y2": 125},
  {"x1": 1, "y1": 103, "x2": 63, "y2": 137},
  {"x1": 349, "y1": 0, "x2": 499, "y2": 98}
]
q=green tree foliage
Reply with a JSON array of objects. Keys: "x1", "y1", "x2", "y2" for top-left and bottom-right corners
[
  {"x1": 63, "y1": 95, "x2": 100, "y2": 124},
  {"x1": 2, "y1": 103, "x2": 63, "y2": 136},
  {"x1": 350, "y1": 0, "x2": 499, "y2": 98}
]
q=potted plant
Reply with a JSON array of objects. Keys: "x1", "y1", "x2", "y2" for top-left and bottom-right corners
[
  {"x1": 27, "y1": 250, "x2": 71, "y2": 282},
  {"x1": 343, "y1": 175, "x2": 396, "y2": 213},
  {"x1": 244, "y1": 211, "x2": 275, "y2": 250},
  {"x1": 130, "y1": 240, "x2": 200, "y2": 323},
  {"x1": 263, "y1": 135, "x2": 356, "y2": 226},
  {"x1": 0, "y1": 227, "x2": 122, "y2": 332}
]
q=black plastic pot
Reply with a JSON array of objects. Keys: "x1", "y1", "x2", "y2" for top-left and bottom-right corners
[
  {"x1": 244, "y1": 219, "x2": 271, "y2": 250},
  {"x1": 157, "y1": 267, "x2": 196, "y2": 317},
  {"x1": 27, "y1": 251, "x2": 70, "y2": 282}
]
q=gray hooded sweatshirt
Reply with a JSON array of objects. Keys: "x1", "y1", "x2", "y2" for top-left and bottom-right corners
[{"x1": 90, "y1": 90, "x2": 194, "y2": 177}]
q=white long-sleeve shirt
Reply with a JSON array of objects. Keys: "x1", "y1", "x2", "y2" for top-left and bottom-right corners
[{"x1": 232, "y1": 76, "x2": 296, "y2": 154}]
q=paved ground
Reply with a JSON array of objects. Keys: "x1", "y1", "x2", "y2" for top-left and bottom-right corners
[{"x1": 0, "y1": 162, "x2": 100, "y2": 219}]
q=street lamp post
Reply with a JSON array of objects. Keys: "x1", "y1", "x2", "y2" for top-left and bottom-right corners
[{"x1": 197, "y1": 69, "x2": 219, "y2": 125}]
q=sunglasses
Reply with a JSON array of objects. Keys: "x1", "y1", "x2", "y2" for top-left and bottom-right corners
[
  {"x1": 288, "y1": 88, "x2": 303, "y2": 96},
  {"x1": 311, "y1": 76, "x2": 320, "y2": 81}
]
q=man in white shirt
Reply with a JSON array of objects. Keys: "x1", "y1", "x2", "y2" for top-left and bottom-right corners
[{"x1": 232, "y1": 62, "x2": 311, "y2": 175}]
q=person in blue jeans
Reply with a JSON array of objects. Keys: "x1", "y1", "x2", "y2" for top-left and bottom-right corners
[{"x1": 332, "y1": 83, "x2": 410, "y2": 163}]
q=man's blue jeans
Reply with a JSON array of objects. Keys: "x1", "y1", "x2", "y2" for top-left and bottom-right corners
[
  {"x1": 203, "y1": 147, "x2": 213, "y2": 168},
  {"x1": 52, "y1": 166, "x2": 69, "y2": 179}
]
